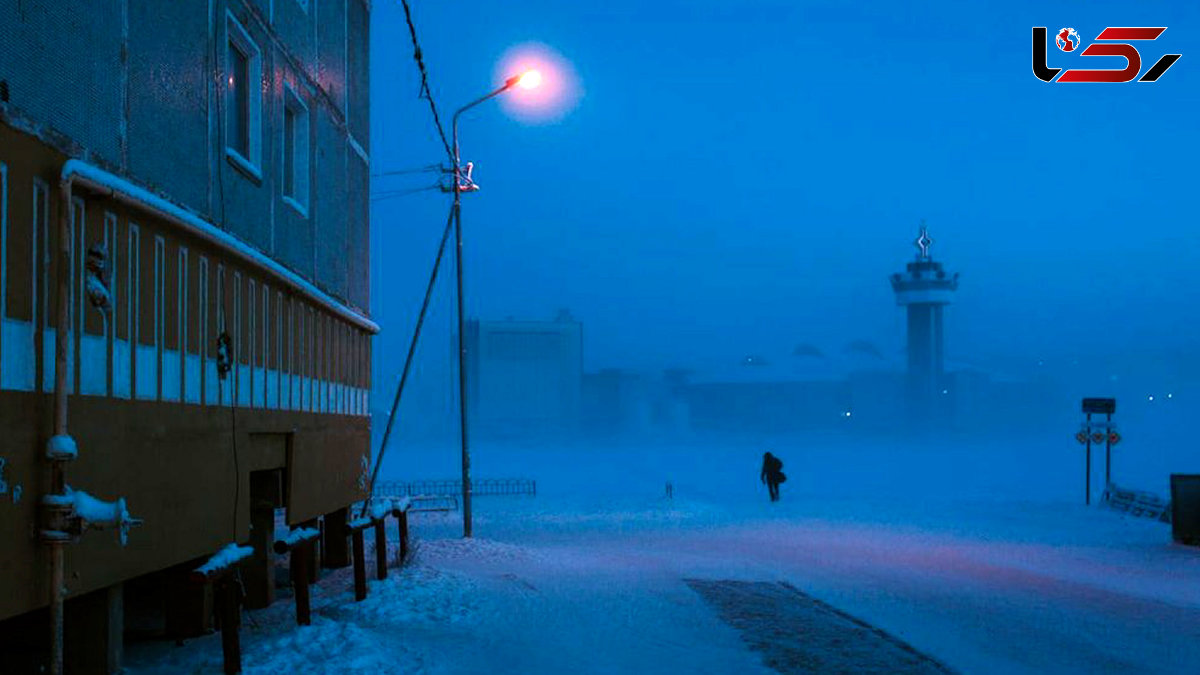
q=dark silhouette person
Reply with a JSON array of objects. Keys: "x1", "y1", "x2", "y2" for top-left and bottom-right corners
[{"x1": 760, "y1": 452, "x2": 786, "y2": 502}]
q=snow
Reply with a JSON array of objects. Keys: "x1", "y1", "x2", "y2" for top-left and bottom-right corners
[
  {"x1": 124, "y1": 436, "x2": 1200, "y2": 673},
  {"x1": 43, "y1": 486, "x2": 137, "y2": 544},
  {"x1": 45, "y1": 434, "x2": 77, "y2": 460},
  {"x1": 278, "y1": 527, "x2": 320, "y2": 549},
  {"x1": 194, "y1": 543, "x2": 256, "y2": 578}
]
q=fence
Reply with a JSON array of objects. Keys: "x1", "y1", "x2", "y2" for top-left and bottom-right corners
[{"x1": 373, "y1": 478, "x2": 536, "y2": 499}]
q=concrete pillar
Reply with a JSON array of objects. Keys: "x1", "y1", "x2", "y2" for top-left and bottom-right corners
[
  {"x1": 65, "y1": 583, "x2": 123, "y2": 674},
  {"x1": 322, "y1": 507, "x2": 350, "y2": 569}
]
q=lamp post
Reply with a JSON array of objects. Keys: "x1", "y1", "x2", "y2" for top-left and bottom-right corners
[{"x1": 451, "y1": 70, "x2": 540, "y2": 538}]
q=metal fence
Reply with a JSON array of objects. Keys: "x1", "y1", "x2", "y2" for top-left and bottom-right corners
[{"x1": 373, "y1": 478, "x2": 536, "y2": 498}]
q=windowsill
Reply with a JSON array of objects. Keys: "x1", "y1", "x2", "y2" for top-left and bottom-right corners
[
  {"x1": 282, "y1": 194, "x2": 309, "y2": 219},
  {"x1": 225, "y1": 148, "x2": 263, "y2": 185}
]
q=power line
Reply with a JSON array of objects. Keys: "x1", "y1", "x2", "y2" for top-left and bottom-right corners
[
  {"x1": 399, "y1": 0, "x2": 453, "y2": 161},
  {"x1": 372, "y1": 163, "x2": 441, "y2": 178}
]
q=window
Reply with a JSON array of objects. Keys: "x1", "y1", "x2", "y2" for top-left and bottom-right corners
[
  {"x1": 226, "y1": 14, "x2": 262, "y2": 179},
  {"x1": 282, "y1": 84, "x2": 310, "y2": 214}
]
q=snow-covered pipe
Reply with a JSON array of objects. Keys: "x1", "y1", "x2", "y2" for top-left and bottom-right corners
[{"x1": 192, "y1": 543, "x2": 256, "y2": 582}]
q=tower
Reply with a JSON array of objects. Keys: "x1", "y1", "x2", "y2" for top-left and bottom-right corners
[{"x1": 890, "y1": 224, "x2": 958, "y2": 420}]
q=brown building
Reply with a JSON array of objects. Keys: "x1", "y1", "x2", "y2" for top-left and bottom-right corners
[{"x1": 0, "y1": 1, "x2": 373, "y2": 670}]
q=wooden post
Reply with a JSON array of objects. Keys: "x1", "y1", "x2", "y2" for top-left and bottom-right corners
[
  {"x1": 302, "y1": 518, "x2": 320, "y2": 584},
  {"x1": 244, "y1": 503, "x2": 275, "y2": 609},
  {"x1": 398, "y1": 510, "x2": 409, "y2": 565},
  {"x1": 214, "y1": 577, "x2": 242, "y2": 675},
  {"x1": 274, "y1": 529, "x2": 320, "y2": 627},
  {"x1": 323, "y1": 508, "x2": 351, "y2": 569},
  {"x1": 292, "y1": 545, "x2": 312, "y2": 626},
  {"x1": 352, "y1": 528, "x2": 367, "y2": 601},
  {"x1": 374, "y1": 520, "x2": 388, "y2": 580}
]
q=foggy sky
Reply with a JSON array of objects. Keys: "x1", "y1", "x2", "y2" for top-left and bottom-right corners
[{"x1": 367, "y1": 0, "x2": 1200, "y2": 392}]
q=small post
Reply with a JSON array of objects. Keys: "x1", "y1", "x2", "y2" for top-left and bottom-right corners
[
  {"x1": 352, "y1": 528, "x2": 367, "y2": 601},
  {"x1": 374, "y1": 520, "x2": 388, "y2": 580},
  {"x1": 214, "y1": 577, "x2": 242, "y2": 675},
  {"x1": 1104, "y1": 411, "x2": 1113, "y2": 490},
  {"x1": 293, "y1": 545, "x2": 311, "y2": 625},
  {"x1": 1085, "y1": 411, "x2": 1092, "y2": 505},
  {"x1": 273, "y1": 528, "x2": 319, "y2": 627}
]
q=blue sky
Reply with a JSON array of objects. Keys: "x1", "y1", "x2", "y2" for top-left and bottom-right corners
[{"x1": 369, "y1": 0, "x2": 1199, "y2": 387}]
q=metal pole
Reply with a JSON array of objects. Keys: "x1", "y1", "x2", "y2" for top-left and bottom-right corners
[
  {"x1": 453, "y1": 196, "x2": 472, "y2": 538},
  {"x1": 449, "y1": 79, "x2": 516, "y2": 540},
  {"x1": 1084, "y1": 412, "x2": 1092, "y2": 505}
]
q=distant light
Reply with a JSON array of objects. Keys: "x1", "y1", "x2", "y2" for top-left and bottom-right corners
[
  {"x1": 518, "y1": 70, "x2": 542, "y2": 89},
  {"x1": 1167, "y1": 393, "x2": 1174, "y2": 399},
  {"x1": 843, "y1": 411, "x2": 852, "y2": 418},
  {"x1": 1148, "y1": 395, "x2": 1154, "y2": 401},
  {"x1": 941, "y1": 389, "x2": 949, "y2": 395}
]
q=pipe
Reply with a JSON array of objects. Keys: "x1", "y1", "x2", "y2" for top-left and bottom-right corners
[{"x1": 47, "y1": 173, "x2": 74, "y2": 675}]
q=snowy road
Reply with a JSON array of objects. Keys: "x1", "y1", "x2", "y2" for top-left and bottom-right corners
[{"x1": 125, "y1": 438, "x2": 1200, "y2": 673}]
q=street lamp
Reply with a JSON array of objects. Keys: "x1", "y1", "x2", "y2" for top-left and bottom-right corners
[{"x1": 451, "y1": 70, "x2": 540, "y2": 538}]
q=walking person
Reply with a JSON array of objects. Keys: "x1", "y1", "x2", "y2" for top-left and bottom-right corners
[{"x1": 760, "y1": 451, "x2": 786, "y2": 502}]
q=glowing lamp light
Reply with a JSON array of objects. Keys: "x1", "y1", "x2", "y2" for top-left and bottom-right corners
[
  {"x1": 495, "y1": 42, "x2": 581, "y2": 124},
  {"x1": 1148, "y1": 395, "x2": 1154, "y2": 401},
  {"x1": 517, "y1": 69, "x2": 542, "y2": 90},
  {"x1": 843, "y1": 411, "x2": 852, "y2": 418}
]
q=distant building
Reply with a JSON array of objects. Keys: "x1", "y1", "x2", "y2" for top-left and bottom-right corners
[
  {"x1": 676, "y1": 227, "x2": 1054, "y2": 436},
  {"x1": 1, "y1": 2, "x2": 373, "y2": 669},
  {"x1": 890, "y1": 223, "x2": 958, "y2": 425},
  {"x1": 466, "y1": 311, "x2": 582, "y2": 437}
]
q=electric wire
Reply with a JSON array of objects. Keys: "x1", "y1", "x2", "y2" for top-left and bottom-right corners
[
  {"x1": 359, "y1": 0, "x2": 461, "y2": 514},
  {"x1": 372, "y1": 164, "x2": 442, "y2": 178},
  {"x1": 370, "y1": 184, "x2": 442, "y2": 202},
  {"x1": 211, "y1": 13, "x2": 240, "y2": 543},
  {"x1": 399, "y1": 0, "x2": 454, "y2": 161}
]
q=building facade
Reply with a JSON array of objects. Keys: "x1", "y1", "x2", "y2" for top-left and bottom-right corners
[
  {"x1": 466, "y1": 312, "x2": 582, "y2": 437},
  {"x1": 0, "y1": 0, "x2": 372, "y2": 668}
]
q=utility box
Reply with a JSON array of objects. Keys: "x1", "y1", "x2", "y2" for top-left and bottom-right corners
[{"x1": 1169, "y1": 474, "x2": 1200, "y2": 546}]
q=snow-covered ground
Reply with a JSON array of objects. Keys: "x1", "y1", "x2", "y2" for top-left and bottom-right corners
[{"x1": 125, "y1": 435, "x2": 1200, "y2": 673}]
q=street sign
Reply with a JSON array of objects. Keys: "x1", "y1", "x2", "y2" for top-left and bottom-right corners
[
  {"x1": 1075, "y1": 431, "x2": 1088, "y2": 444},
  {"x1": 1082, "y1": 398, "x2": 1117, "y2": 414}
]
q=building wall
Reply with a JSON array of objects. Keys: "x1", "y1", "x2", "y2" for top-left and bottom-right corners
[
  {"x1": 0, "y1": 0, "x2": 375, "y2": 624},
  {"x1": 467, "y1": 318, "x2": 583, "y2": 436},
  {"x1": 0, "y1": 0, "x2": 370, "y2": 310}
]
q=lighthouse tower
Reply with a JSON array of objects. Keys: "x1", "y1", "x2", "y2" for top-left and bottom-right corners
[{"x1": 890, "y1": 224, "x2": 958, "y2": 420}]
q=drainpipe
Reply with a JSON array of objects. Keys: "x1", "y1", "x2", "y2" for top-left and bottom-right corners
[
  {"x1": 42, "y1": 169, "x2": 140, "y2": 674},
  {"x1": 44, "y1": 174, "x2": 74, "y2": 675}
]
